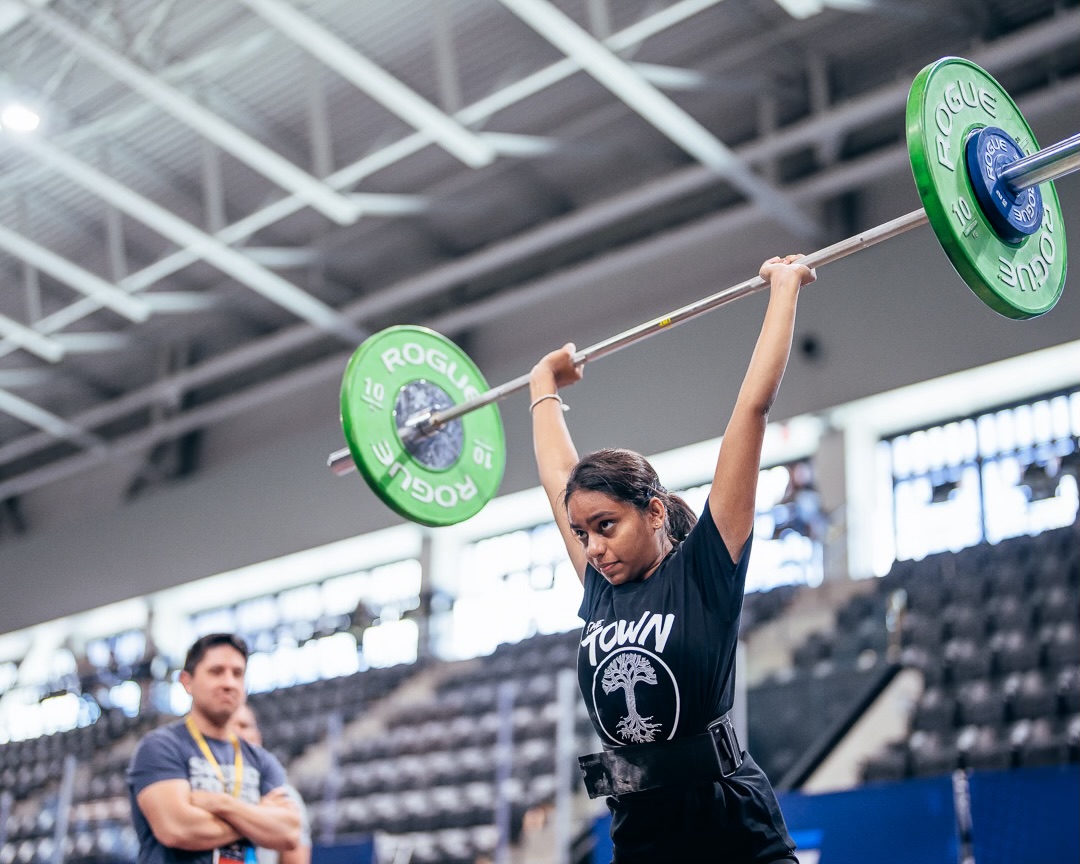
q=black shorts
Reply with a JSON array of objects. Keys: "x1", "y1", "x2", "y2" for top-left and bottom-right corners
[{"x1": 606, "y1": 753, "x2": 798, "y2": 864}]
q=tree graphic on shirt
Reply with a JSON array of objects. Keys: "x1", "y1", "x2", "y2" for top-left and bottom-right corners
[{"x1": 602, "y1": 652, "x2": 663, "y2": 743}]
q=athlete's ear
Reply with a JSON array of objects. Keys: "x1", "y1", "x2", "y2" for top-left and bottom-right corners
[{"x1": 647, "y1": 496, "x2": 666, "y2": 530}]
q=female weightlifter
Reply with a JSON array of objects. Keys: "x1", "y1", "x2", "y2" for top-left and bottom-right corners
[{"x1": 529, "y1": 254, "x2": 815, "y2": 862}]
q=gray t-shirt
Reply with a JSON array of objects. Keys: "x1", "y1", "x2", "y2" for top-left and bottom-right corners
[{"x1": 127, "y1": 721, "x2": 287, "y2": 864}]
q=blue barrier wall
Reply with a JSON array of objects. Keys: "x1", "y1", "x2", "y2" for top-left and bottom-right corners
[
  {"x1": 778, "y1": 775, "x2": 957, "y2": 864},
  {"x1": 968, "y1": 764, "x2": 1080, "y2": 864},
  {"x1": 588, "y1": 765, "x2": 1080, "y2": 864},
  {"x1": 311, "y1": 838, "x2": 375, "y2": 864}
]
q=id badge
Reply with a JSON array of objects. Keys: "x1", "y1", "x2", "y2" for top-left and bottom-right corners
[{"x1": 212, "y1": 841, "x2": 251, "y2": 864}]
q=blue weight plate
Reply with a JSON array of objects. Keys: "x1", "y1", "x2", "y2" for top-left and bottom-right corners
[{"x1": 964, "y1": 125, "x2": 1044, "y2": 244}]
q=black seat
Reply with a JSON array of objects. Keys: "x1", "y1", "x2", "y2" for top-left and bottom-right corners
[
  {"x1": 1035, "y1": 586, "x2": 1080, "y2": 627},
  {"x1": 990, "y1": 629, "x2": 1041, "y2": 676},
  {"x1": 908, "y1": 730, "x2": 958, "y2": 777},
  {"x1": 985, "y1": 594, "x2": 1033, "y2": 633},
  {"x1": 1006, "y1": 670, "x2": 1058, "y2": 721},
  {"x1": 985, "y1": 562, "x2": 1029, "y2": 599},
  {"x1": 900, "y1": 612, "x2": 944, "y2": 650},
  {"x1": 1031, "y1": 556, "x2": 1068, "y2": 591},
  {"x1": 913, "y1": 686, "x2": 955, "y2": 732},
  {"x1": 958, "y1": 725, "x2": 1011, "y2": 772},
  {"x1": 904, "y1": 577, "x2": 946, "y2": 614},
  {"x1": 956, "y1": 680, "x2": 1006, "y2": 727},
  {"x1": 1056, "y1": 666, "x2": 1080, "y2": 715},
  {"x1": 943, "y1": 638, "x2": 993, "y2": 684},
  {"x1": 942, "y1": 604, "x2": 986, "y2": 641},
  {"x1": 946, "y1": 575, "x2": 987, "y2": 606},
  {"x1": 1010, "y1": 718, "x2": 1064, "y2": 767},
  {"x1": 1043, "y1": 622, "x2": 1080, "y2": 669}
]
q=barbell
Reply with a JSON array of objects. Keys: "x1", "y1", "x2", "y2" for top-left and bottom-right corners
[{"x1": 327, "y1": 56, "x2": 1078, "y2": 527}]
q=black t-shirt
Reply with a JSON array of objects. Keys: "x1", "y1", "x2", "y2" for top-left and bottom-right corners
[
  {"x1": 576, "y1": 502, "x2": 796, "y2": 863},
  {"x1": 577, "y1": 501, "x2": 747, "y2": 743}
]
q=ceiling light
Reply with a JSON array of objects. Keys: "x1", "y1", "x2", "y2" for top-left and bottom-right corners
[{"x1": 1, "y1": 103, "x2": 41, "y2": 132}]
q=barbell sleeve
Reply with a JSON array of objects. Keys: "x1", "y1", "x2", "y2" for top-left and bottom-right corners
[{"x1": 1000, "y1": 132, "x2": 1080, "y2": 193}]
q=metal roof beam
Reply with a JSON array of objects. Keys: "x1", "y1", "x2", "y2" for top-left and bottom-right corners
[
  {"x1": 302, "y1": 55, "x2": 334, "y2": 179},
  {"x1": 52, "y1": 333, "x2": 130, "y2": 353},
  {"x1": 23, "y1": 1, "x2": 360, "y2": 226},
  {"x1": 497, "y1": 0, "x2": 820, "y2": 239},
  {"x1": 242, "y1": 247, "x2": 324, "y2": 269},
  {"x1": 429, "y1": 0, "x2": 464, "y2": 114},
  {"x1": 5, "y1": 0, "x2": 1065, "y2": 366},
  {"x1": 6, "y1": 135, "x2": 364, "y2": 343},
  {"x1": 0, "y1": 388, "x2": 103, "y2": 452},
  {"x1": 0, "y1": 224, "x2": 150, "y2": 323},
  {"x1": 238, "y1": 0, "x2": 496, "y2": 169},
  {"x1": 483, "y1": 133, "x2": 562, "y2": 158},
  {"x1": 141, "y1": 292, "x2": 219, "y2": 313},
  {"x1": 632, "y1": 63, "x2": 710, "y2": 92},
  {"x1": 0, "y1": 0, "x2": 769, "y2": 363},
  {"x1": 0, "y1": 370, "x2": 51, "y2": 389},
  {"x1": 0, "y1": 316, "x2": 65, "y2": 363},
  {"x1": 0, "y1": 0, "x2": 728, "y2": 194}
]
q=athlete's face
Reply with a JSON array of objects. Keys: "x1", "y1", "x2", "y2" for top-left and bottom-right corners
[
  {"x1": 566, "y1": 489, "x2": 670, "y2": 585},
  {"x1": 181, "y1": 645, "x2": 246, "y2": 729}
]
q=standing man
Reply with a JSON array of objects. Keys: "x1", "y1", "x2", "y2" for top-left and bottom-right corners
[
  {"x1": 229, "y1": 703, "x2": 312, "y2": 864},
  {"x1": 127, "y1": 633, "x2": 300, "y2": 864}
]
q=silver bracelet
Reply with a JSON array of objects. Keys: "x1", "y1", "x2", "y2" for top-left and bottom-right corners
[{"x1": 529, "y1": 393, "x2": 569, "y2": 413}]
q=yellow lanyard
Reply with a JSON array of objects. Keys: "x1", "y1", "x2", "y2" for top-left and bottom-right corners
[{"x1": 185, "y1": 715, "x2": 244, "y2": 798}]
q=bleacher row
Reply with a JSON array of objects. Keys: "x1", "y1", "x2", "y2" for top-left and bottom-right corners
[
  {"x1": 747, "y1": 524, "x2": 1080, "y2": 786},
  {"x1": 300, "y1": 634, "x2": 593, "y2": 862},
  {"x1": 1, "y1": 524, "x2": 1076, "y2": 864}
]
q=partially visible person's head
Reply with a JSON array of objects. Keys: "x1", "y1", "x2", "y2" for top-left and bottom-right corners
[
  {"x1": 180, "y1": 633, "x2": 249, "y2": 728},
  {"x1": 563, "y1": 449, "x2": 697, "y2": 584},
  {"x1": 229, "y1": 703, "x2": 263, "y2": 746},
  {"x1": 183, "y1": 633, "x2": 249, "y2": 676}
]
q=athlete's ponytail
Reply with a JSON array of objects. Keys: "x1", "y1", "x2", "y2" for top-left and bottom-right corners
[{"x1": 657, "y1": 490, "x2": 696, "y2": 544}]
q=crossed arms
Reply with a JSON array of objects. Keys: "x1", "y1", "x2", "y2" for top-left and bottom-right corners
[{"x1": 137, "y1": 781, "x2": 301, "y2": 852}]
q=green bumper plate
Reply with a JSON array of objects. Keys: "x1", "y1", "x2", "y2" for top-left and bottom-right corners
[
  {"x1": 340, "y1": 325, "x2": 505, "y2": 527},
  {"x1": 907, "y1": 57, "x2": 1067, "y2": 319}
]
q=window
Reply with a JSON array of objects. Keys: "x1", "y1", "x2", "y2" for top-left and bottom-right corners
[
  {"x1": 880, "y1": 389, "x2": 1079, "y2": 564},
  {"x1": 187, "y1": 558, "x2": 420, "y2": 692},
  {"x1": 244, "y1": 631, "x2": 363, "y2": 693},
  {"x1": 680, "y1": 458, "x2": 824, "y2": 593},
  {"x1": 447, "y1": 524, "x2": 583, "y2": 659}
]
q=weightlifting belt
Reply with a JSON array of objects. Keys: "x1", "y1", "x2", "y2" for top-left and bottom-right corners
[{"x1": 578, "y1": 713, "x2": 743, "y2": 799}]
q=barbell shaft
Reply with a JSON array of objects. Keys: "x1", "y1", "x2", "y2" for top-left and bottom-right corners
[
  {"x1": 329, "y1": 131, "x2": 1080, "y2": 478},
  {"x1": 325, "y1": 208, "x2": 927, "y2": 477}
]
